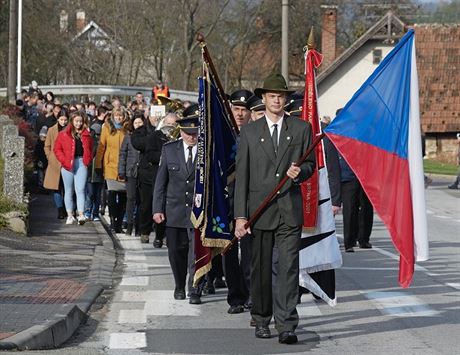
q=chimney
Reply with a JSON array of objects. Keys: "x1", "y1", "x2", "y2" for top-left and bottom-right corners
[
  {"x1": 76, "y1": 10, "x2": 86, "y2": 32},
  {"x1": 59, "y1": 10, "x2": 68, "y2": 33},
  {"x1": 321, "y1": 5, "x2": 337, "y2": 69}
]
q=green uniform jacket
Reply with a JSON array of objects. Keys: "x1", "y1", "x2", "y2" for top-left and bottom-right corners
[{"x1": 234, "y1": 115, "x2": 315, "y2": 230}]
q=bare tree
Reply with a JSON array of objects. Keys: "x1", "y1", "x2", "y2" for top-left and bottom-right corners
[{"x1": 175, "y1": 0, "x2": 230, "y2": 90}]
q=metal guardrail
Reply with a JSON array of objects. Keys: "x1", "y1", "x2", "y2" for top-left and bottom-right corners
[{"x1": 0, "y1": 85, "x2": 199, "y2": 102}]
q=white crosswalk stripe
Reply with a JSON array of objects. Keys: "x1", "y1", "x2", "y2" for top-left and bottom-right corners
[
  {"x1": 361, "y1": 291, "x2": 439, "y2": 317},
  {"x1": 120, "y1": 276, "x2": 149, "y2": 286},
  {"x1": 109, "y1": 332, "x2": 146, "y2": 349}
]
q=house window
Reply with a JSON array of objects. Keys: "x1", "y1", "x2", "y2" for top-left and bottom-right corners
[{"x1": 373, "y1": 49, "x2": 382, "y2": 65}]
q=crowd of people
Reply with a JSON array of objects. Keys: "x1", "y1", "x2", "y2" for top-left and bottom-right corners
[{"x1": 16, "y1": 76, "x2": 376, "y2": 345}]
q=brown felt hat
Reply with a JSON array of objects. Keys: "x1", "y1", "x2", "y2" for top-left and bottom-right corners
[{"x1": 254, "y1": 73, "x2": 295, "y2": 97}]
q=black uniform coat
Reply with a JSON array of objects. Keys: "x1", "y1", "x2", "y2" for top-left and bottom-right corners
[
  {"x1": 234, "y1": 115, "x2": 315, "y2": 230},
  {"x1": 321, "y1": 121, "x2": 341, "y2": 207},
  {"x1": 152, "y1": 139, "x2": 195, "y2": 229},
  {"x1": 131, "y1": 125, "x2": 168, "y2": 185}
]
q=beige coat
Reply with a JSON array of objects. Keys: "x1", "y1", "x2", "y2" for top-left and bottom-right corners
[
  {"x1": 95, "y1": 123, "x2": 125, "y2": 181},
  {"x1": 43, "y1": 124, "x2": 62, "y2": 190}
]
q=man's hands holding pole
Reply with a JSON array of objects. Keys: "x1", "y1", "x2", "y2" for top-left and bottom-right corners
[{"x1": 234, "y1": 218, "x2": 251, "y2": 239}]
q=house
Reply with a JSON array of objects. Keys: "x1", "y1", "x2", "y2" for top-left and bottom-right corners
[{"x1": 316, "y1": 7, "x2": 460, "y2": 162}]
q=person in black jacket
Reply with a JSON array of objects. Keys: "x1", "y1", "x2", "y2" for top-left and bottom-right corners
[
  {"x1": 335, "y1": 108, "x2": 373, "y2": 252},
  {"x1": 118, "y1": 114, "x2": 142, "y2": 236},
  {"x1": 131, "y1": 112, "x2": 177, "y2": 244}
]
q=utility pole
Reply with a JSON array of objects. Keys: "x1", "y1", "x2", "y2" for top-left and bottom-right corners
[
  {"x1": 281, "y1": 0, "x2": 289, "y2": 85},
  {"x1": 7, "y1": 0, "x2": 18, "y2": 104},
  {"x1": 17, "y1": 0, "x2": 23, "y2": 95}
]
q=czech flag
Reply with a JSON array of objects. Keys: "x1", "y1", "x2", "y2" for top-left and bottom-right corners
[{"x1": 325, "y1": 29, "x2": 429, "y2": 288}]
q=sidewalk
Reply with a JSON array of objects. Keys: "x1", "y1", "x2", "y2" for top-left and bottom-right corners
[{"x1": 0, "y1": 193, "x2": 117, "y2": 350}]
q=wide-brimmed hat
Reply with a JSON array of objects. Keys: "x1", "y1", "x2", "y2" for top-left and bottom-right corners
[{"x1": 254, "y1": 73, "x2": 295, "y2": 97}]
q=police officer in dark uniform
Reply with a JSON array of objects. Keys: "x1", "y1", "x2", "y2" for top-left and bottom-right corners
[
  {"x1": 152, "y1": 104, "x2": 203, "y2": 304},
  {"x1": 223, "y1": 89, "x2": 254, "y2": 315},
  {"x1": 246, "y1": 94, "x2": 265, "y2": 122}
]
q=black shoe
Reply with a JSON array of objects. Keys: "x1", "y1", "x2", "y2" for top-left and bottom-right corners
[
  {"x1": 278, "y1": 331, "x2": 298, "y2": 344},
  {"x1": 345, "y1": 247, "x2": 354, "y2": 253},
  {"x1": 125, "y1": 223, "x2": 133, "y2": 236},
  {"x1": 203, "y1": 283, "x2": 215, "y2": 295},
  {"x1": 244, "y1": 301, "x2": 253, "y2": 310},
  {"x1": 227, "y1": 305, "x2": 244, "y2": 314},
  {"x1": 58, "y1": 207, "x2": 66, "y2": 219},
  {"x1": 153, "y1": 238, "x2": 163, "y2": 248},
  {"x1": 255, "y1": 326, "x2": 271, "y2": 339},
  {"x1": 359, "y1": 241, "x2": 372, "y2": 249},
  {"x1": 189, "y1": 294, "x2": 202, "y2": 305},
  {"x1": 214, "y1": 278, "x2": 227, "y2": 289},
  {"x1": 174, "y1": 289, "x2": 186, "y2": 300},
  {"x1": 448, "y1": 184, "x2": 458, "y2": 190}
]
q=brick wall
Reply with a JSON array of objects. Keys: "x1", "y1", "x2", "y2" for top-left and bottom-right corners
[{"x1": 415, "y1": 24, "x2": 460, "y2": 134}]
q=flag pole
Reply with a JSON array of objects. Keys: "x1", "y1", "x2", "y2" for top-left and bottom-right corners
[
  {"x1": 196, "y1": 33, "x2": 240, "y2": 134},
  {"x1": 222, "y1": 133, "x2": 325, "y2": 255}
]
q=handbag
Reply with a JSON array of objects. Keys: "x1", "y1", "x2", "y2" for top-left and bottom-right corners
[{"x1": 106, "y1": 179, "x2": 126, "y2": 191}]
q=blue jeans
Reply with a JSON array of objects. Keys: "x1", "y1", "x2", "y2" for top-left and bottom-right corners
[
  {"x1": 85, "y1": 182, "x2": 103, "y2": 217},
  {"x1": 53, "y1": 191, "x2": 64, "y2": 208},
  {"x1": 61, "y1": 158, "x2": 88, "y2": 213}
]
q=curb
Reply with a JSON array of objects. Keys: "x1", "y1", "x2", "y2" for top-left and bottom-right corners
[
  {"x1": 0, "y1": 285, "x2": 102, "y2": 350},
  {"x1": 98, "y1": 214, "x2": 123, "y2": 251},
  {"x1": 0, "y1": 219, "x2": 117, "y2": 350}
]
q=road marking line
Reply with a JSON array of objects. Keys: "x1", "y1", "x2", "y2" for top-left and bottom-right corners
[
  {"x1": 434, "y1": 215, "x2": 449, "y2": 219},
  {"x1": 121, "y1": 290, "x2": 178, "y2": 303},
  {"x1": 446, "y1": 283, "x2": 460, "y2": 290},
  {"x1": 120, "y1": 276, "x2": 149, "y2": 286},
  {"x1": 124, "y1": 253, "x2": 147, "y2": 261},
  {"x1": 109, "y1": 332, "x2": 146, "y2": 349},
  {"x1": 124, "y1": 263, "x2": 149, "y2": 271},
  {"x1": 144, "y1": 299, "x2": 201, "y2": 316},
  {"x1": 119, "y1": 239, "x2": 142, "y2": 250},
  {"x1": 121, "y1": 291, "x2": 148, "y2": 302},
  {"x1": 361, "y1": 291, "x2": 439, "y2": 317},
  {"x1": 118, "y1": 309, "x2": 147, "y2": 324},
  {"x1": 341, "y1": 266, "x2": 399, "y2": 270},
  {"x1": 298, "y1": 295, "x2": 322, "y2": 317}
]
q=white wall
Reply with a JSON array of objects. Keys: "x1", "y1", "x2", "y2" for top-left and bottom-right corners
[{"x1": 318, "y1": 42, "x2": 394, "y2": 119}]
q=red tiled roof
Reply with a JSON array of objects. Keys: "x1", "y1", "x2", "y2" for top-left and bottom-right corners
[{"x1": 415, "y1": 24, "x2": 460, "y2": 133}]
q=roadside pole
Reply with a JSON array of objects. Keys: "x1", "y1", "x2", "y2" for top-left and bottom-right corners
[{"x1": 7, "y1": 0, "x2": 18, "y2": 104}]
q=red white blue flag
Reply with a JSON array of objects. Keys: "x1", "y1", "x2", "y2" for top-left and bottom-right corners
[{"x1": 325, "y1": 29, "x2": 429, "y2": 287}]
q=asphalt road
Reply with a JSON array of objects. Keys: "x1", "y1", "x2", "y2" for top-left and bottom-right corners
[{"x1": 2, "y1": 176, "x2": 458, "y2": 355}]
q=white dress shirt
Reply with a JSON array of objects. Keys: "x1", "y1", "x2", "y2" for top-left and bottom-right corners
[
  {"x1": 265, "y1": 115, "x2": 283, "y2": 144},
  {"x1": 182, "y1": 141, "x2": 197, "y2": 162}
]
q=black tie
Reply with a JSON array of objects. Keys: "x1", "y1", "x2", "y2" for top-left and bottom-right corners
[
  {"x1": 186, "y1": 146, "x2": 193, "y2": 173},
  {"x1": 272, "y1": 123, "x2": 278, "y2": 155}
]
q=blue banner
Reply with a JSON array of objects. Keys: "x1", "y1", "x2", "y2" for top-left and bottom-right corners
[{"x1": 191, "y1": 69, "x2": 237, "y2": 250}]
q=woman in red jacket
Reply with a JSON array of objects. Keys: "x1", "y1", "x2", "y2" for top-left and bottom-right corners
[{"x1": 54, "y1": 111, "x2": 93, "y2": 225}]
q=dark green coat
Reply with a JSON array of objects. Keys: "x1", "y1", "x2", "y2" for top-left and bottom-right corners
[{"x1": 234, "y1": 115, "x2": 315, "y2": 230}]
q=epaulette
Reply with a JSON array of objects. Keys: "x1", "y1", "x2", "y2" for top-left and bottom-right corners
[{"x1": 163, "y1": 138, "x2": 180, "y2": 146}]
